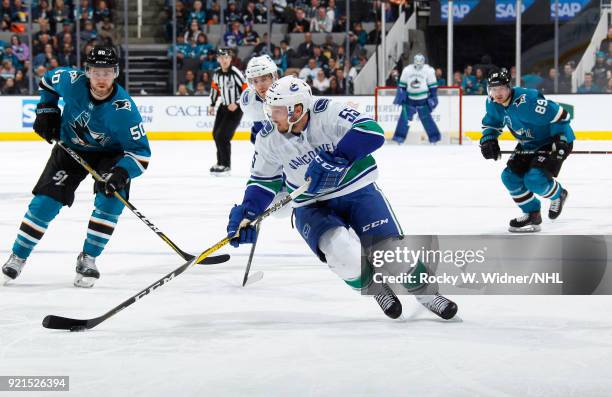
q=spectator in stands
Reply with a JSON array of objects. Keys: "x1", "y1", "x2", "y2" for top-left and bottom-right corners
[
  {"x1": 435, "y1": 67, "x2": 446, "y2": 86},
  {"x1": 272, "y1": 46, "x2": 287, "y2": 74},
  {"x1": 2, "y1": 46, "x2": 21, "y2": 70},
  {"x1": 207, "y1": 1, "x2": 221, "y2": 24},
  {"x1": 182, "y1": 69, "x2": 196, "y2": 93},
  {"x1": 77, "y1": 0, "x2": 94, "y2": 23},
  {"x1": 33, "y1": 43, "x2": 54, "y2": 68},
  {"x1": 188, "y1": 0, "x2": 206, "y2": 26},
  {"x1": 0, "y1": 0, "x2": 12, "y2": 22},
  {"x1": 243, "y1": 24, "x2": 260, "y2": 46},
  {"x1": 194, "y1": 81, "x2": 208, "y2": 95},
  {"x1": 94, "y1": 0, "x2": 112, "y2": 23},
  {"x1": 353, "y1": 22, "x2": 367, "y2": 46},
  {"x1": 168, "y1": 35, "x2": 189, "y2": 63},
  {"x1": 13, "y1": 69, "x2": 27, "y2": 94},
  {"x1": 10, "y1": 35, "x2": 28, "y2": 66},
  {"x1": 462, "y1": 65, "x2": 476, "y2": 94},
  {"x1": 452, "y1": 71, "x2": 463, "y2": 88},
  {"x1": 509, "y1": 65, "x2": 517, "y2": 86},
  {"x1": 97, "y1": 16, "x2": 116, "y2": 45},
  {"x1": 34, "y1": 21, "x2": 52, "y2": 51},
  {"x1": 558, "y1": 62, "x2": 573, "y2": 93},
  {"x1": 54, "y1": 23, "x2": 75, "y2": 51},
  {"x1": 1, "y1": 77, "x2": 16, "y2": 94},
  {"x1": 299, "y1": 57, "x2": 320, "y2": 81},
  {"x1": 333, "y1": 15, "x2": 347, "y2": 32},
  {"x1": 335, "y1": 45, "x2": 346, "y2": 69},
  {"x1": 367, "y1": 20, "x2": 382, "y2": 45},
  {"x1": 11, "y1": 0, "x2": 28, "y2": 24},
  {"x1": 328, "y1": 76, "x2": 342, "y2": 95},
  {"x1": 592, "y1": 51, "x2": 608, "y2": 88},
  {"x1": 347, "y1": 56, "x2": 366, "y2": 92},
  {"x1": 184, "y1": 19, "x2": 203, "y2": 44},
  {"x1": 48, "y1": 57, "x2": 59, "y2": 71},
  {"x1": 34, "y1": 32, "x2": 52, "y2": 55},
  {"x1": 201, "y1": 51, "x2": 219, "y2": 71},
  {"x1": 32, "y1": 0, "x2": 51, "y2": 24},
  {"x1": 577, "y1": 72, "x2": 601, "y2": 93},
  {"x1": 312, "y1": 68, "x2": 330, "y2": 93},
  {"x1": 34, "y1": 64, "x2": 46, "y2": 86},
  {"x1": 334, "y1": 68, "x2": 346, "y2": 92},
  {"x1": 279, "y1": 39, "x2": 296, "y2": 62},
  {"x1": 80, "y1": 20, "x2": 99, "y2": 43},
  {"x1": 176, "y1": 83, "x2": 189, "y2": 95},
  {"x1": 474, "y1": 54, "x2": 494, "y2": 78},
  {"x1": 312, "y1": 45, "x2": 329, "y2": 69},
  {"x1": 223, "y1": 21, "x2": 243, "y2": 48},
  {"x1": 58, "y1": 43, "x2": 76, "y2": 67},
  {"x1": 168, "y1": 1, "x2": 188, "y2": 40},
  {"x1": 271, "y1": 0, "x2": 287, "y2": 23},
  {"x1": 386, "y1": 68, "x2": 398, "y2": 86},
  {"x1": 323, "y1": 33, "x2": 338, "y2": 57},
  {"x1": 289, "y1": 8, "x2": 309, "y2": 33},
  {"x1": 599, "y1": 26, "x2": 612, "y2": 53},
  {"x1": 201, "y1": 70, "x2": 212, "y2": 92},
  {"x1": 539, "y1": 68, "x2": 557, "y2": 94},
  {"x1": 326, "y1": 57, "x2": 338, "y2": 78},
  {"x1": 327, "y1": 0, "x2": 337, "y2": 23},
  {"x1": 473, "y1": 67, "x2": 487, "y2": 94},
  {"x1": 195, "y1": 32, "x2": 213, "y2": 59},
  {"x1": 305, "y1": 0, "x2": 319, "y2": 20},
  {"x1": 0, "y1": 58, "x2": 15, "y2": 80},
  {"x1": 50, "y1": 0, "x2": 71, "y2": 33},
  {"x1": 297, "y1": 32, "x2": 314, "y2": 58},
  {"x1": 310, "y1": 5, "x2": 333, "y2": 32},
  {"x1": 224, "y1": 0, "x2": 241, "y2": 24},
  {"x1": 242, "y1": 1, "x2": 262, "y2": 25},
  {"x1": 253, "y1": 32, "x2": 274, "y2": 56}
]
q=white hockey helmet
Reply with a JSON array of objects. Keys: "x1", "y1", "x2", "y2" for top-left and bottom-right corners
[
  {"x1": 245, "y1": 55, "x2": 279, "y2": 84},
  {"x1": 264, "y1": 76, "x2": 313, "y2": 133},
  {"x1": 414, "y1": 53, "x2": 425, "y2": 69}
]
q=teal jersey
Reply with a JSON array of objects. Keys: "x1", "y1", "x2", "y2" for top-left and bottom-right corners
[
  {"x1": 481, "y1": 87, "x2": 575, "y2": 150},
  {"x1": 39, "y1": 67, "x2": 151, "y2": 179}
]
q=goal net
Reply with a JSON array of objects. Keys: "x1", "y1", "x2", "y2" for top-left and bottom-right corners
[{"x1": 374, "y1": 86, "x2": 463, "y2": 144}]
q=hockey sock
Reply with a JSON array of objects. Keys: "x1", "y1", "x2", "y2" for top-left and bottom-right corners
[
  {"x1": 542, "y1": 179, "x2": 562, "y2": 200},
  {"x1": 509, "y1": 187, "x2": 541, "y2": 213},
  {"x1": 12, "y1": 195, "x2": 62, "y2": 259},
  {"x1": 83, "y1": 193, "x2": 124, "y2": 257}
]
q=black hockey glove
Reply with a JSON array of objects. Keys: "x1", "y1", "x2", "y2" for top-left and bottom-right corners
[
  {"x1": 33, "y1": 103, "x2": 61, "y2": 144},
  {"x1": 533, "y1": 136, "x2": 570, "y2": 177},
  {"x1": 103, "y1": 167, "x2": 129, "y2": 196},
  {"x1": 479, "y1": 136, "x2": 501, "y2": 160}
]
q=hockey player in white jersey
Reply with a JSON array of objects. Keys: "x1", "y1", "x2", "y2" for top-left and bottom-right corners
[
  {"x1": 392, "y1": 54, "x2": 441, "y2": 144},
  {"x1": 240, "y1": 55, "x2": 279, "y2": 144},
  {"x1": 225, "y1": 76, "x2": 458, "y2": 320}
]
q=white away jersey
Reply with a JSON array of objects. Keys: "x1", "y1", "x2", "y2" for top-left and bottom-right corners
[
  {"x1": 398, "y1": 64, "x2": 437, "y2": 101},
  {"x1": 239, "y1": 87, "x2": 265, "y2": 122},
  {"x1": 248, "y1": 98, "x2": 382, "y2": 207}
]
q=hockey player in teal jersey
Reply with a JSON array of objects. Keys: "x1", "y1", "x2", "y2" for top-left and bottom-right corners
[
  {"x1": 2, "y1": 46, "x2": 151, "y2": 287},
  {"x1": 479, "y1": 68, "x2": 574, "y2": 232}
]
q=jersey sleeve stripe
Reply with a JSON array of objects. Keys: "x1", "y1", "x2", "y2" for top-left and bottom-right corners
[
  {"x1": 249, "y1": 174, "x2": 284, "y2": 182},
  {"x1": 352, "y1": 120, "x2": 385, "y2": 135},
  {"x1": 39, "y1": 77, "x2": 59, "y2": 95},
  {"x1": 246, "y1": 178, "x2": 283, "y2": 195},
  {"x1": 124, "y1": 153, "x2": 149, "y2": 172}
]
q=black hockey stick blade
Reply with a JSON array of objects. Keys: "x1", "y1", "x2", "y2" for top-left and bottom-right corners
[
  {"x1": 42, "y1": 315, "x2": 98, "y2": 332},
  {"x1": 197, "y1": 253, "x2": 230, "y2": 265}
]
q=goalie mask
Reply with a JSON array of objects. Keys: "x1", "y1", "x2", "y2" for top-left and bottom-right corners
[
  {"x1": 413, "y1": 53, "x2": 425, "y2": 70},
  {"x1": 264, "y1": 76, "x2": 312, "y2": 134}
]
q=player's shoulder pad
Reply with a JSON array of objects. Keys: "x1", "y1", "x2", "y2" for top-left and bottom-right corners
[{"x1": 312, "y1": 97, "x2": 331, "y2": 113}]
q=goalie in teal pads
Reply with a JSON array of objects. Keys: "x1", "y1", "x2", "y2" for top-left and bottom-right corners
[
  {"x1": 2, "y1": 46, "x2": 151, "y2": 288},
  {"x1": 479, "y1": 67, "x2": 574, "y2": 233}
]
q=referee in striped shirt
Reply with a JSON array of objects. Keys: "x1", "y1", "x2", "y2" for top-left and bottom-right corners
[{"x1": 207, "y1": 48, "x2": 247, "y2": 175}]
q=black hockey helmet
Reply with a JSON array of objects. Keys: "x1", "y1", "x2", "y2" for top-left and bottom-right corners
[
  {"x1": 487, "y1": 67, "x2": 511, "y2": 88},
  {"x1": 216, "y1": 47, "x2": 233, "y2": 57},
  {"x1": 85, "y1": 46, "x2": 119, "y2": 78}
]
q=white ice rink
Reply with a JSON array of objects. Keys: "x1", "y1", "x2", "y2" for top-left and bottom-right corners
[{"x1": 1, "y1": 140, "x2": 612, "y2": 396}]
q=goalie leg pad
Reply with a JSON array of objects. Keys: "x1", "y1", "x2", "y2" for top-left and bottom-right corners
[
  {"x1": 417, "y1": 105, "x2": 441, "y2": 143},
  {"x1": 392, "y1": 103, "x2": 417, "y2": 143}
]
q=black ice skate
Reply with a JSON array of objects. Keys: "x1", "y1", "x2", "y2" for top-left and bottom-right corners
[
  {"x1": 74, "y1": 252, "x2": 100, "y2": 288},
  {"x1": 210, "y1": 164, "x2": 231, "y2": 176},
  {"x1": 2, "y1": 253, "x2": 26, "y2": 285},
  {"x1": 548, "y1": 188, "x2": 568, "y2": 220},
  {"x1": 416, "y1": 294, "x2": 458, "y2": 320},
  {"x1": 508, "y1": 211, "x2": 542, "y2": 233},
  {"x1": 373, "y1": 283, "x2": 403, "y2": 319}
]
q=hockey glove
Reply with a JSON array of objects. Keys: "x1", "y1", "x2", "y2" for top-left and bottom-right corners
[
  {"x1": 227, "y1": 204, "x2": 258, "y2": 247},
  {"x1": 427, "y1": 88, "x2": 438, "y2": 110},
  {"x1": 533, "y1": 136, "x2": 570, "y2": 177},
  {"x1": 480, "y1": 135, "x2": 501, "y2": 160},
  {"x1": 33, "y1": 103, "x2": 61, "y2": 144},
  {"x1": 304, "y1": 151, "x2": 349, "y2": 194},
  {"x1": 102, "y1": 167, "x2": 130, "y2": 196},
  {"x1": 393, "y1": 87, "x2": 407, "y2": 105}
]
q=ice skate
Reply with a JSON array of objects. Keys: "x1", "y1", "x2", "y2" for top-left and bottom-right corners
[
  {"x1": 508, "y1": 211, "x2": 542, "y2": 233},
  {"x1": 74, "y1": 252, "x2": 100, "y2": 288},
  {"x1": 2, "y1": 253, "x2": 26, "y2": 285},
  {"x1": 373, "y1": 283, "x2": 403, "y2": 319},
  {"x1": 549, "y1": 188, "x2": 568, "y2": 220},
  {"x1": 416, "y1": 294, "x2": 458, "y2": 320}
]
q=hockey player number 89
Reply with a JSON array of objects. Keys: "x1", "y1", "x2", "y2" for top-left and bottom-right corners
[{"x1": 535, "y1": 99, "x2": 548, "y2": 115}]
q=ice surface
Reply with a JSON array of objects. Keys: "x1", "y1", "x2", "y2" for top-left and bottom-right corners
[{"x1": 1, "y1": 141, "x2": 611, "y2": 396}]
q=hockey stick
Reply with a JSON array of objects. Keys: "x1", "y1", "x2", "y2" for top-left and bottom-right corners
[
  {"x1": 57, "y1": 142, "x2": 228, "y2": 265},
  {"x1": 242, "y1": 223, "x2": 261, "y2": 287},
  {"x1": 41, "y1": 181, "x2": 310, "y2": 331},
  {"x1": 501, "y1": 150, "x2": 612, "y2": 155}
]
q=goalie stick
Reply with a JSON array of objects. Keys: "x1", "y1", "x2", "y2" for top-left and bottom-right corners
[
  {"x1": 41, "y1": 181, "x2": 310, "y2": 332},
  {"x1": 57, "y1": 142, "x2": 228, "y2": 265}
]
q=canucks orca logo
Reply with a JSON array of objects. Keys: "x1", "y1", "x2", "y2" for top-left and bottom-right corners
[
  {"x1": 69, "y1": 111, "x2": 109, "y2": 146},
  {"x1": 513, "y1": 94, "x2": 527, "y2": 107},
  {"x1": 410, "y1": 78, "x2": 422, "y2": 89},
  {"x1": 259, "y1": 120, "x2": 274, "y2": 137},
  {"x1": 113, "y1": 99, "x2": 131, "y2": 111},
  {"x1": 242, "y1": 90, "x2": 250, "y2": 106},
  {"x1": 289, "y1": 83, "x2": 299, "y2": 92}
]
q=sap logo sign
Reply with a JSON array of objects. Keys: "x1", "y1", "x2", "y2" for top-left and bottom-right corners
[
  {"x1": 441, "y1": 1, "x2": 478, "y2": 20},
  {"x1": 22, "y1": 99, "x2": 64, "y2": 128},
  {"x1": 551, "y1": 1, "x2": 588, "y2": 19},
  {"x1": 495, "y1": 0, "x2": 534, "y2": 19}
]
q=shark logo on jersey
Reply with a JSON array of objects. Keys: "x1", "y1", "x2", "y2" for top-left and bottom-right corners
[
  {"x1": 69, "y1": 71, "x2": 84, "y2": 84},
  {"x1": 513, "y1": 94, "x2": 527, "y2": 107},
  {"x1": 113, "y1": 99, "x2": 132, "y2": 111},
  {"x1": 69, "y1": 111, "x2": 109, "y2": 146}
]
